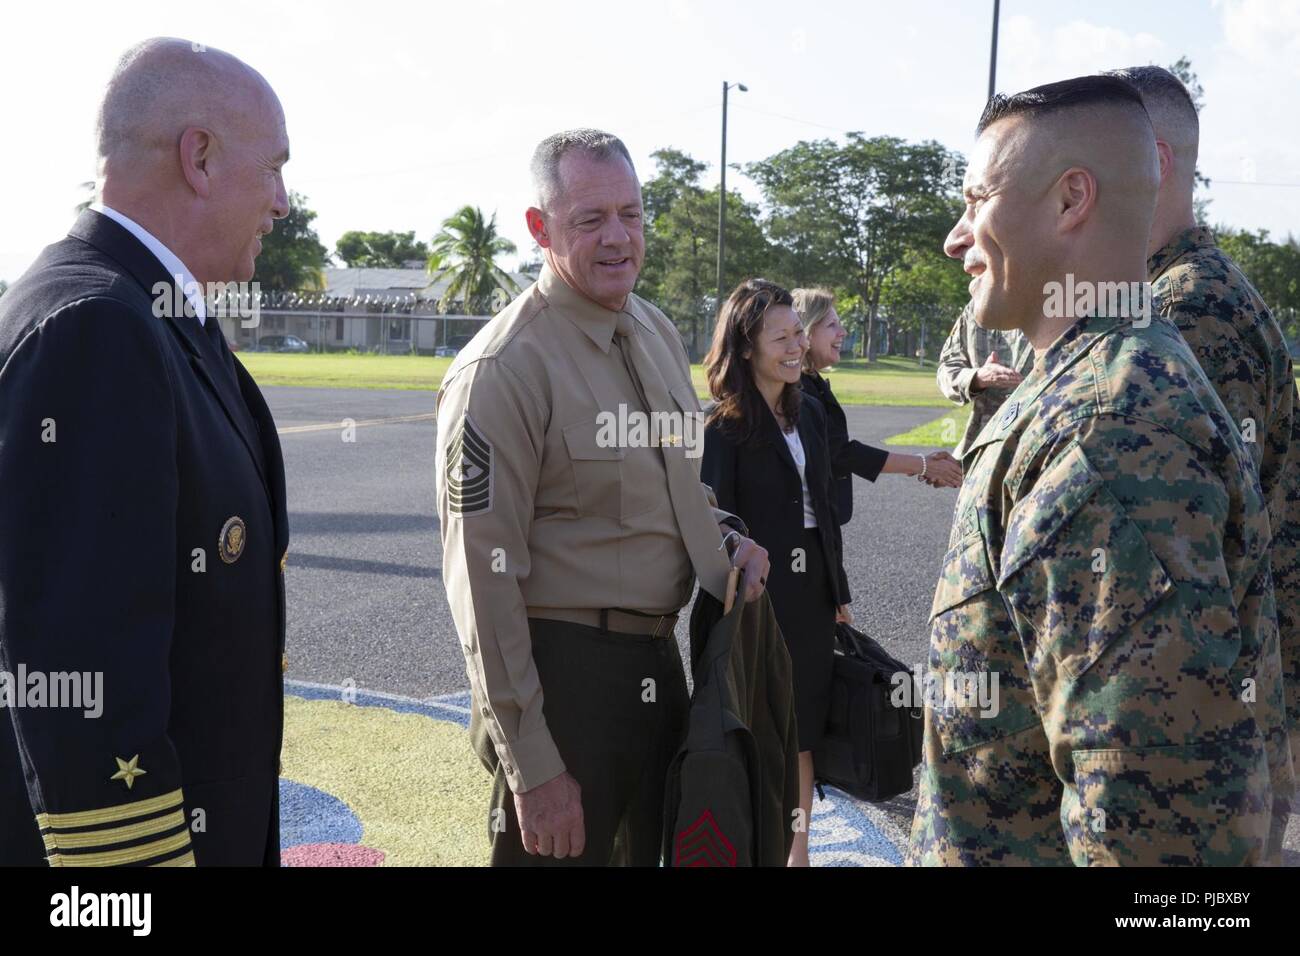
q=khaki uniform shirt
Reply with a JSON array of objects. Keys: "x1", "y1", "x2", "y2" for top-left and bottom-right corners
[
  {"x1": 909, "y1": 312, "x2": 1282, "y2": 866},
  {"x1": 435, "y1": 266, "x2": 737, "y2": 794},
  {"x1": 936, "y1": 302, "x2": 1034, "y2": 458}
]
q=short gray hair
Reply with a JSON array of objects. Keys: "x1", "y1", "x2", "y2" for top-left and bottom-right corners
[{"x1": 530, "y1": 129, "x2": 636, "y2": 211}]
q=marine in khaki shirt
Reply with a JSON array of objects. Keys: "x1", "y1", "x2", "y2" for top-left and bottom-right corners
[
  {"x1": 434, "y1": 130, "x2": 769, "y2": 865},
  {"x1": 436, "y1": 265, "x2": 740, "y2": 790}
]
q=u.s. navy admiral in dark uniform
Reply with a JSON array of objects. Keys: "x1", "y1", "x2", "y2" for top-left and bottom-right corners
[{"x1": 0, "y1": 38, "x2": 290, "y2": 866}]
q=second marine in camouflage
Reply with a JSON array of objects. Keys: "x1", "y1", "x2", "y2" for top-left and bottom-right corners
[{"x1": 936, "y1": 302, "x2": 1033, "y2": 458}]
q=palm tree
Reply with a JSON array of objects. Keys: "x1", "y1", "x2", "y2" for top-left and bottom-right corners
[
  {"x1": 75, "y1": 180, "x2": 96, "y2": 213},
  {"x1": 426, "y1": 206, "x2": 520, "y2": 314}
]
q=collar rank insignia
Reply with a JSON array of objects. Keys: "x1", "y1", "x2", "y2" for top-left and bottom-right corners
[
  {"x1": 219, "y1": 516, "x2": 247, "y2": 564},
  {"x1": 447, "y1": 413, "x2": 493, "y2": 517}
]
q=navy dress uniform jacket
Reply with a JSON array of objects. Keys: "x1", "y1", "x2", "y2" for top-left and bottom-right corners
[{"x1": 0, "y1": 210, "x2": 288, "y2": 866}]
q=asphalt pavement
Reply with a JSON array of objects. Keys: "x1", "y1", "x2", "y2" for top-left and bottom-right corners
[{"x1": 269, "y1": 386, "x2": 955, "y2": 698}]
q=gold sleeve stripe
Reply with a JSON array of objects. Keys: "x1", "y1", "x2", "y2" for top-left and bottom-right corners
[
  {"x1": 40, "y1": 809, "x2": 186, "y2": 851},
  {"x1": 47, "y1": 829, "x2": 192, "y2": 868},
  {"x1": 151, "y1": 850, "x2": 196, "y2": 867},
  {"x1": 35, "y1": 788, "x2": 184, "y2": 830}
]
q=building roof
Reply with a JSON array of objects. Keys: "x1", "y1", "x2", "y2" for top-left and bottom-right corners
[
  {"x1": 323, "y1": 266, "x2": 533, "y2": 302},
  {"x1": 323, "y1": 267, "x2": 432, "y2": 298}
]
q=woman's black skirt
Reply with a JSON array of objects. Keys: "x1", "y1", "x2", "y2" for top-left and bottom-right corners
[{"x1": 763, "y1": 526, "x2": 837, "y2": 752}]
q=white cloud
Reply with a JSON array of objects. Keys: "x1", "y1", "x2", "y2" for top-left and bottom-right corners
[
  {"x1": 1000, "y1": 15, "x2": 1167, "y2": 90},
  {"x1": 1218, "y1": 0, "x2": 1300, "y2": 73},
  {"x1": 1200, "y1": 0, "x2": 1300, "y2": 236},
  {"x1": 0, "y1": 0, "x2": 1296, "y2": 283}
]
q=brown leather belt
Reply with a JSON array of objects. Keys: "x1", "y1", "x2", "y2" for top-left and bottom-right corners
[{"x1": 526, "y1": 606, "x2": 679, "y2": 638}]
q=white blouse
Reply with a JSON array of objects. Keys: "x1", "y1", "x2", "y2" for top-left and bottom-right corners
[{"x1": 781, "y1": 427, "x2": 819, "y2": 529}]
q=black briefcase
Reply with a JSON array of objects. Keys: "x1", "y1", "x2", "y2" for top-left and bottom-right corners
[{"x1": 812, "y1": 622, "x2": 923, "y2": 802}]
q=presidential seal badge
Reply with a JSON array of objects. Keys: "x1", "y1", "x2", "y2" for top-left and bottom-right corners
[
  {"x1": 219, "y1": 516, "x2": 247, "y2": 564},
  {"x1": 446, "y1": 414, "x2": 492, "y2": 517}
]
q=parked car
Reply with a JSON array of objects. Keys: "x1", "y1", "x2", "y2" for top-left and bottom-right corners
[
  {"x1": 253, "y1": 335, "x2": 309, "y2": 353},
  {"x1": 434, "y1": 346, "x2": 460, "y2": 357}
]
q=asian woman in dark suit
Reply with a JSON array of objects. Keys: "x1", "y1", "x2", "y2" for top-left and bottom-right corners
[{"x1": 701, "y1": 278, "x2": 850, "y2": 867}]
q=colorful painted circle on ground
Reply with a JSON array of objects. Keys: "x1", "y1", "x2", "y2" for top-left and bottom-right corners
[{"x1": 279, "y1": 680, "x2": 909, "y2": 866}]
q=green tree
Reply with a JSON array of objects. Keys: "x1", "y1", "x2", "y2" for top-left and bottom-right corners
[
  {"x1": 747, "y1": 135, "x2": 964, "y2": 360},
  {"x1": 253, "y1": 191, "x2": 329, "y2": 291},
  {"x1": 1216, "y1": 226, "x2": 1300, "y2": 340},
  {"x1": 879, "y1": 247, "x2": 969, "y2": 363},
  {"x1": 334, "y1": 230, "x2": 430, "y2": 268},
  {"x1": 639, "y1": 148, "x2": 777, "y2": 356},
  {"x1": 426, "y1": 206, "x2": 520, "y2": 314}
]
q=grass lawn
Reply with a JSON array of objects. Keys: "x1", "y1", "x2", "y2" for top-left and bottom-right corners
[
  {"x1": 884, "y1": 406, "x2": 971, "y2": 447},
  {"x1": 884, "y1": 373, "x2": 1300, "y2": 446},
  {"x1": 239, "y1": 352, "x2": 450, "y2": 391},
  {"x1": 240, "y1": 352, "x2": 1300, "y2": 418},
  {"x1": 240, "y1": 352, "x2": 958, "y2": 407}
]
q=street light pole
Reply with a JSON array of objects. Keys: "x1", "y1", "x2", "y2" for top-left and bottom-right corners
[
  {"x1": 988, "y1": 0, "x2": 1001, "y2": 101},
  {"x1": 717, "y1": 80, "x2": 747, "y2": 317}
]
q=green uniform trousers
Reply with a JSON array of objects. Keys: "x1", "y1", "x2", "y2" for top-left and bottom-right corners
[{"x1": 470, "y1": 617, "x2": 690, "y2": 867}]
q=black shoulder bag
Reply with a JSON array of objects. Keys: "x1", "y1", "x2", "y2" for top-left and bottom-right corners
[{"x1": 812, "y1": 621, "x2": 924, "y2": 802}]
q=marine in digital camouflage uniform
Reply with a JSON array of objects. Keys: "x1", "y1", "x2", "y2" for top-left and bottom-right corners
[
  {"x1": 936, "y1": 301, "x2": 1034, "y2": 458},
  {"x1": 908, "y1": 75, "x2": 1281, "y2": 866},
  {"x1": 908, "y1": 309, "x2": 1280, "y2": 866},
  {"x1": 1149, "y1": 227, "x2": 1300, "y2": 828}
]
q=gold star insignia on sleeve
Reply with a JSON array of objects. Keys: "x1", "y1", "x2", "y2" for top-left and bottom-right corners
[{"x1": 110, "y1": 755, "x2": 147, "y2": 790}]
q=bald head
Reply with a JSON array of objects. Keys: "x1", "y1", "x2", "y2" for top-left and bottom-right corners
[
  {"x1": 97, "y1": 38, "x2": 279, "y2": 172},
  {"x1": 94, "y1": 38, "x2": 290, "y2": 287},
  {"x1": 947, "y1": 76, "x2": 1160, "y2": 344}
]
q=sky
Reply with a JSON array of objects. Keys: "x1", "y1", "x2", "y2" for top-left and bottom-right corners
[{"x1": 2, "y1": 0, "x2": 1298, "y2": 283}]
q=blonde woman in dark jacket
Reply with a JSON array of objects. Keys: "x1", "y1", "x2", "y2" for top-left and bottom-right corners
[{"x1": 793, "y1": 288, "x2": 961, "y2": 528}]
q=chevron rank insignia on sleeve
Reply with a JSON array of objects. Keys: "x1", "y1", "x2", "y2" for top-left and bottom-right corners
[
  {"x1": 447, "y1": 413, "x2": 493, "y2": 517},
  {"x1": 673, "y1": 808, "x2": 737, "y2": 867}
]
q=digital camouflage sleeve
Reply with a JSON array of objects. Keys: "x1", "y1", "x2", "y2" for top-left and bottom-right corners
[{"x1": 1150, "y1": 226, "x2": 1300, "y2": 783}]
